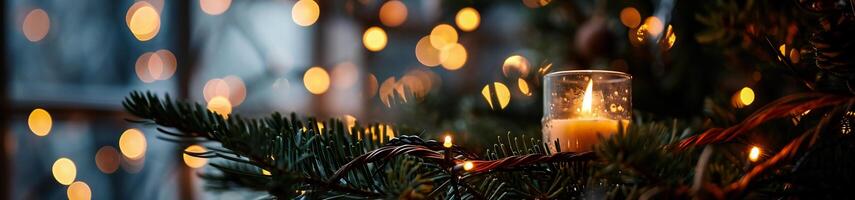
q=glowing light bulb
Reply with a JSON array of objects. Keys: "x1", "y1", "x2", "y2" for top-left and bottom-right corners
[
  {"x1": 749, "y1": 146, "x2": 761, "y2": 162},
  {"x1": 52, "y1": 158, "x2": 76, "y2": 185},
  {"x1": 739, "y1": 87, "x2": 755, "y2": 106},
  {"x1": 443, "y1": 135, "x2": 453, "y2": 148},
  {"x1": 28, "y1": 108, "x2": 52, "y2": 136},
  {"x1": 363, "y1": 26, "x2": 388, "y2": 52},
  {"x1": 183, "y1": 145, "x2": 208, "y2": 168},
  {"x1": 119, "y1": 129, "x2": 147, "y2": 160},
  {"x1": 126, "y1": 1, "x2": 161, "y2": 41},
  {"x1": 463, "y1": 161, "x2": 474, "y2": 171},
  {"x1": 207, "y1": 96, "x2": 233, "y2": 117},
  {"x1": 292, "y1": 0, "x2": 320, "y2": 27},
  {"x1": 303, "y1": 67, "x2": 330, "y2": 95},
  {"x1": 455, "y1": 7, "x2": 480, "y2": 32}
]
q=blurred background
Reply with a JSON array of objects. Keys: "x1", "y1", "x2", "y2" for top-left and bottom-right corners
[{"x1": 1, "y1": 0, "x2": 809, "y2": 199}]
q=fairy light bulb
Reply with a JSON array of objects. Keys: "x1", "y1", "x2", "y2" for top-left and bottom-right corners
[{"x1": 443, "y1": 135, "x2": 453, "y2": 148}]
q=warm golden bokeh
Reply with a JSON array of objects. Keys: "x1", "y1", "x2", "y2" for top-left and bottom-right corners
[
  {"x1": 429, "y1": 24, "x2": 458, "y2": 49},
  {"x1": 379, "y1": 0, "x2": 407, "y2": 27},
  {"x1": 517, "y1": 78, "x2": 531, "y2": 96},
  {"x1": 95, "y1": 146, "x2": 121, "y2": 174},
  {"x1": 207, "y1": 96, "x2": 233, "y2": 117},
  {"x1": 200, "y1": 0, "x2": 232, "y2": 15},
  {"x1": 304, "y1": 67, "x2": 330, "y2": 94},
  {"x1": 482, "y1": 82, "x2": 511, "y2": 110},
  {"x1": 643, "y1": 16, "x2": 664, "y2": 36},
  {"x1": 119, "y1": 129, "x2": 147, "y2": 160},
  {"x1": 223, "y1": 75, "x2": 246, "y2": 106},
  {"x1": 415, "y1": 36, "x2": 442, "y2": 67},
  {"x1": 28, "y1": 108, "x2": 52, "y2": 136},
  {"x1": 463, "y1": 161, "x2": 474, "y2": 171},
  {"x1": 739, "y1": 87, "x2": 755, "y2": 106},
  {"x1": 664, "y1": 25, "x2": 676, "y2": 49},
  {"x1": 67, "y1": 181, "x2": 92, "y2": 200},
  {"x1": 292, "y1": 0, "x2": 320, "y2": 27},
  {"x1": 619, "y1": 7, "x2": 641, "y2": 28},
  {"x1": 749, "y1": 146, "x2": 761, "y2": 162},
  {"x1": 203, "y1": 78, "x2": 231, "y2": 102},
  {"x1": 183, "y1": 145, "x2": 208, "y2": 168},
  {"x1": 52, "y1": 158, "x2": 77, "y2": 185},
  {"x1": 154, "y1": 49, "x2": 177, "y2": 80},
  {"x1": 502, "y1": 55, "x2": 530, "y2": 78},
  {"x1": 455, "y1": 7, "x2": 480, "y2": 32},
  {"x1": 126, "y1": 1, "x2": 161, "y2": 41},
  {"x1": 439, "y1": 43, "x2": 467, "y2": 70},
  {"x1": 363, "y1": 26, "x2": 388, "y2": 52},
  {"x1": 22, "y1": 9, "x2": 50, "y2": 42},
  {"x1": 332, "y1": 62, "x2": 359, "y2": 90}
]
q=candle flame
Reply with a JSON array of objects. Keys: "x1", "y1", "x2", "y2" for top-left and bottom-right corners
[
  {"x1": 443, "y1": 135, "x2": 453, "y2": 148},
  {"x1": 749, "y1": 146, "x2": 761, "y2": 162},
  {"x1": 581, "y1": 79, "x2": 594, "y2": 113}
]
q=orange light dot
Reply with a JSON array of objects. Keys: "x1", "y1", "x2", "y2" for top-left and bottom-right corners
[
  {"x1": 119, "y1": 129, "x2": 147, "y2": 160},
  {"x1": 502, "y1": 55, "x2": 530, "y2": 78},
  {"x1": 749, "y1": 146, "x2": 761, "y2": 162},
  {"x1": 363, "y1": 26, "x2": 388, "y2": 52},
  {"x1": 455, "y1": 7, "x2": 480, "y2": 32},
  {"x1": 439, "y1": 43, "x2": 467, "y2": 70},
  {"x1": 365, "y1": 73, "x2": 379, "y2": 98},
  {"x1": 619, "y1": 7, "x2": 641, "y2": 28},
  {"x1": 95, "y1": 146, "x2": 121, "y2": 174},
  {"x1": 303, "y1": 67, "x2": 330, "y2": 94},
  {"x1": 126, "y1": 1, "x2": 161, "y2": 41},
  {"x1": 482, "y1": 82, "x2": 511, "y2": 110},
  {"x1": 379, "y1": 0, "x2": 407, "y2": 27},
  {"x1": 67, "y1": 181, "x2": 91, "y2": 200},
  {"x1": 415, "y1": 36, "x2": 442, "y2": 67},
  {"x1": 739, "y1": 87, "x2": 755, "y2": 106},
  {"x1": 332, "y1": 62, "x2": 359, "y2": 90},
  {"x1": 463, "y1": 161, "x2": 474, "y2": 171},
  {"x1": 643, "y1": 17, "x2": 664, "y2": 36},
  {"x1": 518, "y1": 78, "x2": 531, "y2": 96},
  {"x1": 52, "y1": 158, "x2": 76, "y2": 185},
  {"x1": 207, "y1": 96, "x2": 233, "y2": 117},
  {"x1": 292, "y1": 0, "x2": 320, "y2": 27},
  {"x1": 22, "y1": 9, "x2": 50, "y2": 42},
  {"x1": 430, "y1": 24, "x2": 458, "y2": 49},
  {"x1": 154, "y1": 49, "x2": 177, "y2": 80},
  {"x1": 203, "y1": 78, "x2": 231, "y2": 102},
  {"x1": 199, "y1": 0, "x2": 231, "y2": 15},
  {"x1": 28, "y1": 108, "x2": 52, "y2": 136},
  {"x1": 183, "y1": 145, "x2": 208, "y2": 168}
]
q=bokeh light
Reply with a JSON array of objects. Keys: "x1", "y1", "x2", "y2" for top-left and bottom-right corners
[
  {"x1": 126, "y1": 1, "x2": 161, "y2": 41},
  {"x1": 482, "y1": 82, "x2": 511, "y2": 110},
  {"x1": 379, "y1": 77, "x2": 397, "y2": 107},
  {"x1": 200, "y1": 0, "x2": 232, "y2": 15},
  {"x1": 135, "y1": 52, "x2": 156, "y2": 83},
  {"x1": 223, "y1": 76, "x2": 246, "y2": 106},
  {"x1": 643, "y1": 16, "x2": 664, "y2": 36},
  {"x1": 183, "y1": 145, "x2": 208, "y2": 168},
  {"x1": 28, "y1": 108, "x2": 52, "y2": 137},
  {"x1": 95, "y1": 146, "x2": 121, "y2": 174},
  {"x1": 502, "y1": 55, "x2": 530, "y2": 78},
  {"x1": 52, "y1": 158, "x2": 76, "y2": 185},
  {"x1": 67, "y1": 181, "x2": 92, "y2": 200},
  {"x1": 749, "y1": 146, "x2": 761, "y2": 162},
  {"x1": 22, "y1": 9, "x2": 50, "y2": 42},
  {"x1": 203, "y1": 78, "x2": 231, "y2": 102},
  {"x1": 415, "y1": 36, "x2": 442, "y2": 67},
  {"x1": 439, "y1": 43, "x2": 467, "y2": 70},
  {"x1": 207, "y1": 96, "x2": 233, "y2": 117},
  {"x1": 463, "y1": 161, "x2": 474, "y2": 171},
  {"x1": 119, "y1": 129, "x2": 147, "y2": 160},
  {"x1": 619, "y1": 7, "x2": 641, "y2": 28},
  {"x1": 663, "y1": 25, "x2": 676, "y2": 49},
  {"x1": 517, "y1": 78, "x2": 531, "y2": 96},
  {"x1": 292, "y1": 0, "x2": 320, "y2": 27},
  {"x1": 522, "y1": 0, "x2": 551, "y2": 8},
  {"x1": 739, "y1": 87, "x2": 755, "y2": 106},
  {"x1": 430, "y1": 24, "x2": 458, "y2": 49},
  {"x1": 379, "y1": 0, "x2": 407, "y2": 27},
  {"x1": 363, "y1": 26, "x2": 388, "y2": 52},
  {"x1": 304, "y1": 67, "x2": 330, "y2": 94},
  {"x1": 332, "y1": 62, "x2": 359, "y2": 90},
  {"x1": 154, "y1": 49, "x2": 177, "y2": 80},
  {"x1": 455, "y1": 7, "x2": 480, "y2": 32},
  {"x1": 366, "y1": 73, "x2": 379, "y2": 98}
]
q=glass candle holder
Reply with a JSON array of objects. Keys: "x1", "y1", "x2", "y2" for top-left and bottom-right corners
[{"x1": 543, "y1": 70, "x2": 632, "y2": 152}]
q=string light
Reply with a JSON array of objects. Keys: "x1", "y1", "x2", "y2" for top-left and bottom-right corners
[
  {"x1": 749, "y1": 146, "x2": 761, "y2": 162},
  {"x1": 183, "y1": 145, "x2": 208, "y2": 168},
  {"x1": 463, "y1": 161, "x2": 474, "y2": 171},
  {"x1": 28, "y1": 108, "x2": 52, "y2": 137},
  {"x1": 379, "y1": 0, "x2": 407, "y2": 27},
  {"x1": 52, "y1": 158, "x2": 77, "y2": 185},
  {"x1": 292, "y1": 0, "x2": 320, "y2": 27},
  {"x1": 22, "y1": 9, "x2": 50, "y2": 42},
  {"x1": 119, "y1": 129, "x2": 147, "y2": 160},
  {"x1": 199, "y1": 0, "x2": 231, "y2": 15},
  {"x1": 303, "y1": 67, "x2": 330, "y2": 95},
  {"x1": 67, "y1": 181, "x2": 91, "y2": 200},
  {"x1": 363, "y1": 26, "x2": 388, "y2": 52},
  {"x1": 443, "y1": 135, "x2": 453, "y2": 148},
  {"x1": 455, "y1": 7, "x2": 480, "y2": 32},
  {"x1": 739, "y1": 87, "x2": 755, "y2": 107},
  {"x1": 126, "y1": 1, "x2": 161, "y2": 41}
]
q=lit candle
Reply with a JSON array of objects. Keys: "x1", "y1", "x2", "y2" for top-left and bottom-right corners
[{"x1": 543, "y1": 70, "x2": 631, "y2": 152}]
